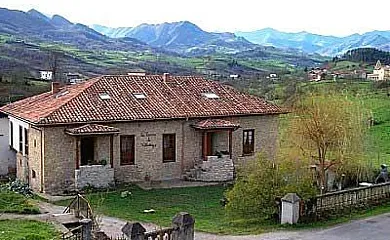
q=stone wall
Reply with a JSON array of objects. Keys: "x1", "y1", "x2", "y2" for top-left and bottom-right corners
[
  {"x1": 16, "y1": 152, "x2": 28, "y2": 183},
  {"x1": 230, "y1": 115, "x2": 279, "y2": 167},
  {"x1": 113, "y1": 120, "x2": 184, "y2": 183},
  {"x1": 36, "y1": 114, "x2": 279, "y2": 194},
  {"x1": 197, "y1": 155, "x2": 234, "y2": 182},
  {"x1": 28, "y1": 127, "x2": 42, "y2": 192},
  {"x1": 75, "y1": 165, "x2": 114, "y2": 189},
  {"x1": 43, "y1": 126, "x2": 76, "y2": 194}
]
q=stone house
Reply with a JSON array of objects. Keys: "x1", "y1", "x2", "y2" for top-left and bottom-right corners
[{"x1": 0, "y1": 74, "x2": 285, "y2": 194}]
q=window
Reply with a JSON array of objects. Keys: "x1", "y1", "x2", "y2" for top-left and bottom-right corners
[
  {"x1": 10, "y1": 121, "x2": 13, "y2": 148},
  {"x1": 120, "y1": 135, "x2": 135, "y2": 165},
  {"x1": 31, "y1": 170, "x2": 36, "y2": 179},
  {"x1": 19, "y1": 126, "x2": 23, "y2": 153},
  {"x1": 202, "y1": 93, "x2": 219, "y2": 99},
  {"x1": 243, "y1": 129, "x2": 255, "y2": 155},
  {"x1": 163, "y1": 134, "x2": 176, "y2": 162},
  {"x1": 99, "y1": 93, "x2": 111, "y2": 100},
  {"x1": 24, "y1": 128, "x2": 28, "y2": 156},
  {"x1": 133, "y1": 93, "x2": 147, "y2": 99}
]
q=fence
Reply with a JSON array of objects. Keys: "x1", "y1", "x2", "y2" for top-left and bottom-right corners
[
  {"x1": 122, "y1": 212, "x2": 195, "y2": 240},
  {"x1": 301, "y1": 181, "x2": 390, "y2": 221},
  {"x1": 63, "y1": 194, "x2": 98, "y2": 229},
  {"x1": 61, "y1": 225, "x2": 83, "y2": 240}
]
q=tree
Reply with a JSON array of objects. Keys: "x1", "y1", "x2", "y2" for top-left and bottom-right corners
[{"x1": 291, "y1": 94, "x2": 369, "y2": 193}]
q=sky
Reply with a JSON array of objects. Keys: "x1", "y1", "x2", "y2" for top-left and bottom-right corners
[{"x1": 2, "y1": 0, "x2": 390, "y2": 37}]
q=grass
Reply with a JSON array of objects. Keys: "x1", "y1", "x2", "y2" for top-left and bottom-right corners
[
  {"x1": 0, "y1": 190, "x2": 40, "y2": 214},
  {"x1": 54, "y1": 184, "x2": 390, "y2": 235},
  {"x1": 57, "y1": 185, "x2": 237, "y2": 234},
  {"x1": 0, "y1": 220, "x2": 59, "y2": 240},
  {"x1": 56, "y1": 185, "x2": 284, "y2": 235}
]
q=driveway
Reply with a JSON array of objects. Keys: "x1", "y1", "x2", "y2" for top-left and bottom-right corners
[{"x1": 195, "y1": 212, "x2": 390, "y2": 240}]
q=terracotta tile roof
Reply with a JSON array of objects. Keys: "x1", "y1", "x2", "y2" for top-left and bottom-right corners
[
  {"x1": 1, "y1": 75, "x2": 285, "y2": 125},
  {"x1": 191, "y1": 119, "x2": 240, "y2": 130},
  {"x1": 65, "y1": 124, "x2": 120, "y2": 135}
]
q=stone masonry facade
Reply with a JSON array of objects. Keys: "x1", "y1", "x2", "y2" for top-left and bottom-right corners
[
  {"x1": 75, "y1": 165, "x2": 114, "y2": 189},
  {"x1": 18, "y1": 114, "x2": 278, "y2": 194}
]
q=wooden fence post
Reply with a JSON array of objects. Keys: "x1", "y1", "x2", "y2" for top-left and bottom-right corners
[
  {"x1": 80, "y1": 218, "x2": 92, "y2": 240},
  {"x1": 172, "y1": 212, "x2": 195, "y2": 240},
  {"x1": 121, "y1": 222, "x2": 146, "y2": 240}
]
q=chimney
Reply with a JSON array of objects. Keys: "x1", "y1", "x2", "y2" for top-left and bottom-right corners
[
  {"x1": 163, "y1": 73, "x2": 170, "y2": 83},
  {"x1": 51, "y1": 82, "x2": 61, "y2": 94}
]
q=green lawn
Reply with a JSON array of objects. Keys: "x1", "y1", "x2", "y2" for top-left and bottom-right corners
[
  {"x1": 56, "y1": 185, "x2": 281, "y2": 234},
  {"x1": 0, "y1": 190, "x2": 40, "y2": 214},
  {"x1": 0, "y1": 220, "x2": 59, "y2": 240}
]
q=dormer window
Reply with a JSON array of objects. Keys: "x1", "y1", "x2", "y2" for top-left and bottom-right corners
[
  {"x1": 55, "y1": 90, "x2": 69, "y2": 98},
  {"x1": 99, "y1": 93, "x2": 111, "y2": 100},
  {"x1": 202, "y1": 93, "x2": 219, "y2": 99},
  {"x1": 133, "y1": 93, "x2": 146, "y2": 99}
]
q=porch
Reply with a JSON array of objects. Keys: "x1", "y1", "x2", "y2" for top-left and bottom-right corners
[
  {"x1": 184, "y1": 119, "x2": 239, "y2": 182},
  {"x1": 65, "y1": 124, "x2": 119, "y2": 189}
]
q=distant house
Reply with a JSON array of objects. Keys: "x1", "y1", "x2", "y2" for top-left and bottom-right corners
[
  {"x1": 65, "y1": 73, "x2": 84, "y2": 84},
  {"x1": 39, "y1": 71, "x2": 53, "y2": 81},
  {"x1": 367, "y1": 60, "x2": 390, "y2": 81},
  {"x1": 1, "y1": 74, "x2": 285, "y2": 194},
  {"x1": 229, "y1": 74, "x2": 239, "y2": 79},
  {"x1": 308, "y1": 68, "x2": 327, "y2": 81}
]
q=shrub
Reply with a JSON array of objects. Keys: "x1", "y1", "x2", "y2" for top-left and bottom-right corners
[
  {"x1": 225, "y1": 154, "x2": 316, "y2": 221},
  {"x1": 2, "y1": 179, "x2": 33, "y2": 196}
]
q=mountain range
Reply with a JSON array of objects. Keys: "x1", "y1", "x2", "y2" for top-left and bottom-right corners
[
  {"x1": 91, "y1": 23, "x2": 390, "y2": 56},
  {"x1": 92, "y1": 21, "x2": 255, "y2": 55},
  {"x1": 236, "y1": 28, "x2": 390, "y2": 56}
]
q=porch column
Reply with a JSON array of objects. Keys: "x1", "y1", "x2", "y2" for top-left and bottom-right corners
[
  {"x1": 75, "y1": 137, "x2": 80, "y2": 169},
  {"x1": 202, "y1": 132, "x2": 208, "y2": 161},
  {"x1": 110, "y1": 135, "x2": 114, "y2": 168},
  {"x1": 228, "y1": 129, "x2": 232, "y2": 159}
]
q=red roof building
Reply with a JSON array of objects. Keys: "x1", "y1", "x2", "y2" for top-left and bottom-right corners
[{"x1": 1, "y1": 74, "x2": 285, "y2": 194}]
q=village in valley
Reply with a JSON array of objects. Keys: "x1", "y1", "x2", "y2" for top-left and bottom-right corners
[{"x1": 2, "y1": 1, "x2": 390, "y2": 240}]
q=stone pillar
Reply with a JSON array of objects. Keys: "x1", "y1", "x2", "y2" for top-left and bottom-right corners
[
  {"x1": 281, "y1": 193, "x2": 301, "y2": 224},
  {"x1": 80, "y1": 218, "x2": 92, "y2": 240},
  {"x1": 172, "y1": 212, "x2": 195, "y2": 240},
  {"x1": 121, "y1": 222, "x2": 146, "y2": 240}
]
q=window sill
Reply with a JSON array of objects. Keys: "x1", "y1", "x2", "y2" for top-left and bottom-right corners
[
  {"x1": 120, "y1": 163, "x2": 135, "y2": 166},
  {"x1": 163, "y1": 160, "x2": 176, "y2": 163},
  {"x1": 241, "y1": 153, "x2": 255, "y2": 157}
]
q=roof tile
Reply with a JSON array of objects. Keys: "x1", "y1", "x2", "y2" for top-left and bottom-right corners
[{"x1": 1, "y1": 75, "x2": 285, "y2": 125}]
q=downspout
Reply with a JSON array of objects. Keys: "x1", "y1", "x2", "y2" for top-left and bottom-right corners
[{"x1": 181, "y1": 119, "x2": 186, "y2": 176}]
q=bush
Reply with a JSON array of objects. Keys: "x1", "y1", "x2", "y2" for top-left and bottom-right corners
[
  {"x1": 2, "y1": 179, "x2": 33, "y2": 196},
  {"x1": 225, "y1": 155, "x2": 317, "y2": 221}
]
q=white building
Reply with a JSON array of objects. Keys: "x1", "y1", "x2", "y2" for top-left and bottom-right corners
[
  {"x1": 367, "y1": 60, "x2": 390, "y2": 81},
  {"x1": 40, "y1": 71, "x2": 53, "y2": 81}
]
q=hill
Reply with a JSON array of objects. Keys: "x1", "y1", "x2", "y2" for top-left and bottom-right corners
[
  {"x1": 236, "y1": 28, "x2": 390, "y2": 56},
  {"x1": 0, "y1": 8, "x2": 152, "y2": 52},
  {"x1": 339, "y1": 48, "x2": 390, "y2": 65}
]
